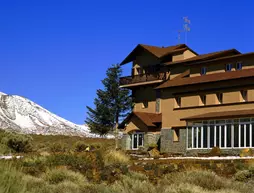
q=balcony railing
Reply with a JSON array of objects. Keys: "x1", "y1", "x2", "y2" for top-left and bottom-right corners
[{"x1": 120, "y1": 72, "x2": 167, "y2": 86}]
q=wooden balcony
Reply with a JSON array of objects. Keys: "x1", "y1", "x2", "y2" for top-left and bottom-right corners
[{"x1": 120, "y1": 72, "x2": 167, "y2": 87}]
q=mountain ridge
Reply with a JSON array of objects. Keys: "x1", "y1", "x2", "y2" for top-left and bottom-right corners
[{"x1": 0, "y1": 92, "x2": 97, "y2": 137}]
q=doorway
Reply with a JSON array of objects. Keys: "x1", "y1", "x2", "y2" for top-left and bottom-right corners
[{"x1": 131, "y1": 132, "x2": 144, "y2": 150}]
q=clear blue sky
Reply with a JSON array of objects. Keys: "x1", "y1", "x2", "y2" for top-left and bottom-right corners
[{"x1": 0, "y1": 0, "x2": 253, "y2": 124}]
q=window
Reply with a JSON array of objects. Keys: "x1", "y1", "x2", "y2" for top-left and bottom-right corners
[
  {"x1": 236, "y1": 62, "x2": 242, "y2": 70},
  {"x1": 226, "y1": 64, "x2": 232, "y2": 71},
  {"x1": 200, "y1": 95, "x2": 206, "y2": 105},
  {"x1": 136, "y1": 67, "x2": 143, "y2": 75},
  {"x1": 142, "y1": 101, "x2": 148, "y2": 108},
  {"x1": 155, "y1": 98, "x2": 160, "y2": 112},
  {"x1": 188, "y1": 118, "x2": 254, "y2": 149},
  {"x1": 175, "y1": 97, "x2": 181, "y2": 108},
  {"x1": 241, "y1": 90, "x2": 248, "y2": 102},
  {"x1": 217, "y1": 93, "x2": 223, "y2": 104},
  {"x1": 201, "y1": 67, "x2": 207, "y2": 75},
  {"x1": 131, "y1": 133, "x2": 144, "y2": 150},
  {"x1": 155, "y1": 90, "x2": 161, "y2": 112},
  {"x1": 173, "y1": 129, "x2": 180, "y2": 142}
]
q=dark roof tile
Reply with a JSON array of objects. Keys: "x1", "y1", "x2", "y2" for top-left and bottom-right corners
[{"x1": 156, "y1": 68, "x2": 254, "y2": 89}]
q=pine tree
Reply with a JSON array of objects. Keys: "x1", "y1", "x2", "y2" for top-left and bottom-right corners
[{"x1": 85, "y1": 64, "x2": 132, "y2": 137}]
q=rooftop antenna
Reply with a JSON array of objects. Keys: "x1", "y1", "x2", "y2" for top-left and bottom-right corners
[
  {"x1": 177, "y1": 17, "x2": 190, "y2": 44},
  {"x1": 177, "y1": 30, "x2": 182, "y2": 44},
  {"x1": 183, "y1": 16, "x2": 191, "y2": 44}
]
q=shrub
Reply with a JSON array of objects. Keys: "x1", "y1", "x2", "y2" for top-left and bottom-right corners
[
  {"x1": 90, "y1": 142, "x2": 101, "y2": 150},
  {"x1": 234, "y1": 170, "x2": 252, "y2": 182},
  {"x1": 104, "y1": 150, "x2": 130, "y2": 166},
  {"x1": 240, "y1": 148, "x2": 253, "y2": 157},
  {"x1": 52, "y1": 181, "x2": 81, "y2": 193},
  {"x1": 0, "y1": 161, "x2": 28, "y2": 193},
  {"x1": 43, "y1": 168, "x2": 87, "y2": 185},
  {"x1": 73, "y1": 141, "x2": 88, "y2": 152},
  {"x1": 105, "y1": 172, "x2": 156, "y2": 193},
  {"x1": 209, "y1": 147, "x2": 221, "y2": 156},
  {"x1": 49, "y1": 142, "x2": 67, "y2": 153},
  {"x1": 1, "y1": 132, "x2": 33, "y2": 153},
  {"x1": 163, "y1": 183, "x2": 239, "y2": 193},
  {"x1": 161, "y1": 170, "x2": 229, "y2": 191},
  {"x1": 22, "y1": 156, "x2": 48, "y2": 176},
  {"x1": 0, "y1": 143, "x2": 11, "y2": 154},
  {"x1": 148, "y1": 143, "x2": 158, "y2": 149}
]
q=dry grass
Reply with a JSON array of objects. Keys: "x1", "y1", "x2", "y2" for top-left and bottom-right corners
[{"x1": 103, "y1": 150, "x2": 130, "y2": 166}]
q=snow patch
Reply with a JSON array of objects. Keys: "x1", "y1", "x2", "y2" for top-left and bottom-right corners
[{"x1": 0, "y1": 91, "x2": 109, "y2": 137}]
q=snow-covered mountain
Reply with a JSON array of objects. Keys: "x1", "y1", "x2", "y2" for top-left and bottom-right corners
[{"x1": 0, "y1": 92, "x2": 97, "y2": 137}]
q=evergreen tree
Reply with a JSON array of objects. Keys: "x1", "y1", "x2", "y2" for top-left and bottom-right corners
[{"x1": 85, "y1": 64, "x2": 132, "y2": 136}]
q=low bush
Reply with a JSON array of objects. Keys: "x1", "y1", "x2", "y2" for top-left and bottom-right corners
[
  {"x1": 105, "y1": 172, "x2": 156, "y2": 193},
  {"x1": 148, "y1": 143, "x2": 158, "y2": 150},
  {"x1": 43, "y1": 168, "x2": 87, "y2": 185},
  {"x1": 240, "y1": 148, "x2": 253, "y2": 157},
  {"x1": 49, "y1": 142, "x2": 67, "y2": 153},
  {"x1": 0, "y1": 161, "x2": 28, "y2": 193},
  {"x1": 160, "y1": 170, "x2": 229, "y2": 191},
  {"x1": 73, "y1": 141, "x2": 88, "y2": 152},
  {"x1": 22, "y1": 156, "x2": 48, "y2": 176},
  {"x1": 103, "y1": 150, "x2": 130, "y2": 166},
  {"x1": 90, "y1": 142, "x2": 101, "y2": 150},
  {"x1": 1, "y1": 132, "x2": 33, "y2": 153},
  {"x1": 234, "y1": 170, "x2": 252, "y2": 182},
  {"x1": 0, "y1": 143, "x2": 11, "y2": 154},
  {"x1": 209, "y1": 147, "x2": 221, "y2": 156}
]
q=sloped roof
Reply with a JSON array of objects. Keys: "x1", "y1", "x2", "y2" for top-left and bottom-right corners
[
  {"x1": 164, "y1": 49, "x2": 241, "y2": 66},
  {"x1": 156, "y1": 68, "x2": 254, "y2": 89},
  {"x1": 118, "y1": 112, "x2": 162, "y2": 129},
  {"x1": 120, "y1": 44, "x2": 197, "y2": 65},
  {"x1": 181, "y1": 109, "x2": 254, "y2": 121}
]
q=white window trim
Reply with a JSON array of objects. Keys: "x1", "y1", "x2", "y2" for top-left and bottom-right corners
[
  {"x1": 187, "y1": 118, "x2": 254, "y2": 150},
  {"x1": 131, "y1": 132, "x2": 144, "y2": 150}
]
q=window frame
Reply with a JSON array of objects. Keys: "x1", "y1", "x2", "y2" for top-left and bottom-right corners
[
  {"x1": 200, "y1": 67, "x2": 207, "y2": 75},
  {"x1": 217, "y1": 93, "x2": 223, "y2": 104},
  {"x1": 142, "y1": 101, "x2": 148, "y2": 109},
  {"x1": 187, "y1": 118, "x2": 254, "y2": 150},
  {"x1": 241, "y1": 90, "x2": 248, "y2": 102},
  {"x1": 236, "y1": 62, "x2": 243, "y2": 70},
  {"x1": 175, "y1": 97, "x2": 181, "y2": 108},
  {"x1": 173, "y1": 129, "x2": 180, "y2": 142},
  {"x1": 200, "y1": 94, "x2": 206, "y2": 105},
  {"x1": 225, "y1": 63, "x2": 232, "y2": 71}
]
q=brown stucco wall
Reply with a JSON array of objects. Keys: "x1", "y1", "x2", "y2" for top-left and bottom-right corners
[
  {"x1": 190, "y1": 55, "x2": 254, "y2": 77},
  {"x1": 169, "y1": 65, "x2": 189, "y2": 79},
  {"x1": 161, "y1": 86, "x2": 254, "y2": 129},
  {"x1": 133, "y1": 86, "x2": 157, "y2": 113},
  {"x1": 172, "y1": 53, "x2": 184, "y2": 62},
  {"x1": 183, "y1": 50, "x2": 197, "y2": 59}
]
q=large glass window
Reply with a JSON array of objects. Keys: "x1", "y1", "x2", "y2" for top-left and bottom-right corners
[
  {"x1": 188, "y1": 118, "x2": 254, "y2": 149},
  {"x1": 246, "y1": 124, "x2": 250, "y2": 147},
  {"x1": 210, "y1": 125, "x2": 215, "y2": 148},
  {"x1": 240, "y1": 124, "x2": 245, "y2": 147},
  {"x1": 226, "y1": 124, "x2": 232, "y2": 147},
  {"x1": 203, "y1": 125, "x2": 208, "y2": 148},
  {"x1": 234, "y1": 123, "x2": 239, "y2": 147}
]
